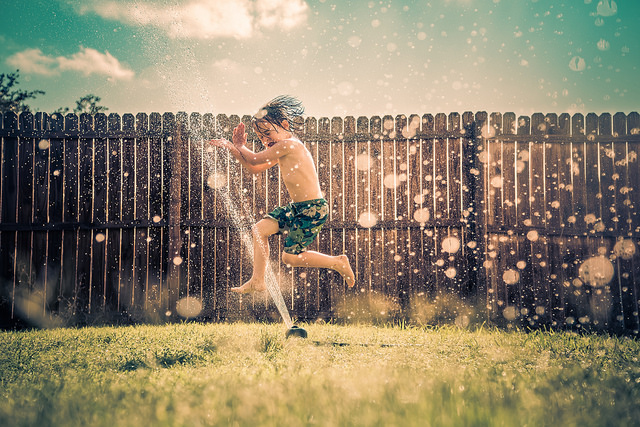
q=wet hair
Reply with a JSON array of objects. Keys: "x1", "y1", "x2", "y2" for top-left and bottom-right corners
[{"x1": 252, "y1": 95, "x2": 305, "y2": 136}]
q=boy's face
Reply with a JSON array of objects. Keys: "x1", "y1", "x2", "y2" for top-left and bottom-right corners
[{"x1": 252, "y1": 119, "x2": 289, "y2": 147}]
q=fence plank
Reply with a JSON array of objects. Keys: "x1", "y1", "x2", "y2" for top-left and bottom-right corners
[
  {"x1": 327, "y1": 117, "x2": 345, "y2": 314},
  {"x1": 120, "y1": 114, "x2": 136, "y2": 314},
  {"x1": 46, "y1": 113, "x2": 65, "y2": 318},
  {"x1": 212, "y1": 114, "x2": 230, "y2": 319},
  {"x1": 315, "y1": 117, "x2": 331, "y2": 318},
  {"x1": 502, "y1": 112, "x2": 516, "y2": 230},
  {"x1": 13, "y1": 113, "x2": 32, "y2": 321},
  {"x1": 91, "y1": 113, "x2": 108, "y2": 313},
  {"x1": 369, "y1": 116, "x2": 384, "y2": 299},
  {"x1": 105, "y1": 113, "x2": 122, "y2": 313},
  {"x1": 133, "y1": 113, "x2": 149, "y2": 315},
  {"x1": 75, "y1": 114, "x2": 93, "y2": 317},
  {"x1": 58, "y1": 114, "x2": 78, "y2": 319},
  {"x1": 612, "y1": 113, "x2": 636, "y2": 332},
  {"x1": 1, "y1": 112, "x2": 18, "y2": 322},
  {"x1": 354, "y1": 116, "x2": 371, "y2": 307},
  {"x1": 395, "y1": 115, "x2": 410, "y2": 310},
  {"x1": 407, "y1": 114, "x2": 424, "y2": 306},
  {"x1": 147, "y1": 113, "x2": 163, "y2": 314}
]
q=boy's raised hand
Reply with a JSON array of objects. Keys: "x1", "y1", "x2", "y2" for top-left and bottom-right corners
[{"x1": 232, "y1": 123, "x2": 247, "y2": 148}]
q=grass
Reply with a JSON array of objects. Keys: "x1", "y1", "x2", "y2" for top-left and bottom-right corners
[{"x1": 1, "y1": 322, "x2": 639, "y2": 427}]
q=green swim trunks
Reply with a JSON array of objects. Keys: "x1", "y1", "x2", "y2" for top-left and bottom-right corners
[{"x1": 266, "y1": 198, "x2": 329, "y2": 255}]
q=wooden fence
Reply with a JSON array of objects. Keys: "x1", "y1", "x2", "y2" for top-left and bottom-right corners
[{"x1": 1, "y1": 111, "x2": 639, "y2": 334}]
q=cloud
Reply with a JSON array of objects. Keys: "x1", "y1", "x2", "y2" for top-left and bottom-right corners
[
  {"x1": 5, "y1": 47, "x2": 134, "y2": 81},
  {"x1": 6, "y1": 48, "x2": 58, "y2": 76},
  {"x1": 57, "y1": 48, "x2": 135, "y2": 81},
  {"x1": 77, "y1": 0, "x2": 309, "y2": 39}
]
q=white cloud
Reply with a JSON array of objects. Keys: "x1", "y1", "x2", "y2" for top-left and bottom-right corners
[
  {"x1": 5, "y1": 47, "x2": 134, "y2": 81},
  {"x1": 78, "y1": 0, "x2": 309, "y2": 39},
  {"x1": 57, "y1": 48, "x2": 135, "y2": 81},
  {"x1": 6, "y1": 48, "x2": 58, "y2": 76},
  {"x1": 255, "y1": 0, "x2": 308, "y2": 30}
]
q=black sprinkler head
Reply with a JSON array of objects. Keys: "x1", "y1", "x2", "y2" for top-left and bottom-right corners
[{"x1": 285, "y1": 325, "x2": 308, "y2": 339}]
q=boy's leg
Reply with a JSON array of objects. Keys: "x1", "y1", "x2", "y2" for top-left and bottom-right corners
[
  {"x1": 281, "y1": 251, "x2": 355, "y2": 288},
  {"x1": 231, "y1": 217, "x2": 280, "y2": 293}
]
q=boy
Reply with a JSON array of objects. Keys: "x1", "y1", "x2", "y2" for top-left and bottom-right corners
[{"x1": 209, "y1": 95, "x2": 355, "y2": 293}]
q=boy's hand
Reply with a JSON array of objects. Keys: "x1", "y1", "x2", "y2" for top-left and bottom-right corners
[
  {"x1": 232, "y1": 123, "x2": 247, "y2": 148},
  {"x1": 208, "y1": 138, "x2": 232, "y2": 150}
]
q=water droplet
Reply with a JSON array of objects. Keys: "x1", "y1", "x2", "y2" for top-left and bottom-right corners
[
  {"x1": 584, "y1": 213, "x2": 597, "y2": 225},
  {"x1": 578, "y1": 256, "x2": 614, "y2": 287},
  {"x1": 383, "y1": 173, "x2": 399, "y2": 188},
  {"x1": 153, "y1": 215, "x2": 162, "y2": 223},
  {"x1": 442, "y1": 237, "x2": 461, "y2": 253},
  {"x1": 490, "y1": 176, "x2": 503, "y2": 188},
  {"x1": 613, "y1": 239, "x2": 636, "y2": 260},
  {"x1": 95, "y1": 233, "x2": 106, "y2": 243},
  {"x1": 526, "y1": 230, "x2": 539, "y2": 242},
  {"x1": 358, "y1": 211, "x2": 378, "y2": 228},
  {"x1": 348, "y1": 35, "x2": 362, "y2": 48},
  {"x1": 596, "y1": 0, "x2": 618, "y2": 17},
  {"x1": 503, "y1": 269, "x2": 520, "y2": 285},
  {"x1": 597, "y1": 39, "x2": 610, "y2": 51},
  {"x1": 455, "y1": 315, "x2": 470, "y2": 328},
  {"x1": 173, "y1": 256, "x2": 183, "y2": 266},
  {"x1": 356, "y1": 153, "x2": 373, "y2": 171},
  {"x1": 516, "y1": 260, "x2": 527, "y2": 269},
  {"x1": 175, "y1": 296, "x2": 202, "y2": 318},
  {"x1": 445, "y1": 267, "x2": 457, "y2": 278},
  {"x1": 207, "y1": 172, "x2": 227, "y2": 189},
  {"x1": 503, "y1": 306, "x2": 518, "y2": 321},
  {"x1": 569, "y1": 56, "x2": 586, "y2": 71},
  {"x1": 38, "y1": 139, "x2": 50, "y2": 150},
  {"x1": 413, "y1": 208, "x2": 430, "y2": 223}
]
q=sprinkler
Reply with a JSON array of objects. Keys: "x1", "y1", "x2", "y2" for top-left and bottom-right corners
[{"x1": 285, "y1": 325, "x2": 308, "y2": 339}]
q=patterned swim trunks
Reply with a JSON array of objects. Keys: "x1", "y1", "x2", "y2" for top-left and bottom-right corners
[{"x1": 265, "y1": 198, "x2": 329, "y2": 255}]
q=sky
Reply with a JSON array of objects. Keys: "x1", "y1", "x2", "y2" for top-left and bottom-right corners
[{"x1": 1, "y1": 0, "x2": 638, "y2": 118}]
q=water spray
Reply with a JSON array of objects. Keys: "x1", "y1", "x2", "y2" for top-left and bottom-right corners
[{"x1": 203, "y1": 129, "x2": 306, "y2": 337}]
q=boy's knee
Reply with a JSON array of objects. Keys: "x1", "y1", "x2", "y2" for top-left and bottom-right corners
[{"x1": 254, "y1": 218, "x2": 279, "y2": 237}]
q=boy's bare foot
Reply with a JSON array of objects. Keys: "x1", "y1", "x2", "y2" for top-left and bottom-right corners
[
  {"x1": 334, "y1": 255, "x2": 356, "y2": 288},
  {"x1": 230, "y1": 278, "x2": 267, "y2": 294}
]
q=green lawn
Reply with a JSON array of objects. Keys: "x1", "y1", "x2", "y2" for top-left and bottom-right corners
[{"x1": 1, "y1": 322, "x2": 639, "y2": 426}]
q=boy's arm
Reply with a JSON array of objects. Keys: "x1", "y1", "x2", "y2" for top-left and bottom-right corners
[
  {"x1": 229, "y1": 143, "x2": 278, "y2": 174},
  {"x1": 208, "y1": 138, "x2": 275, "y2": 174},
  {"x1": 209, "y1": 122, "x2": 295, "y2": 174}
]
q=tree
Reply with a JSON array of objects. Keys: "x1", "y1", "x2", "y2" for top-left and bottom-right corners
[
  {"x1": 1, "y1": 69, "x2": 108, "y2": 116},
  {"x1": 74, "y1": 94, "x2": 108, "y2": 115},
  {"x1": 54, "y1": 94, "x2": 109, "y2": 116},
  {"x1": 0, "y1": 70, "x2": 45, "y2": 113}
]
